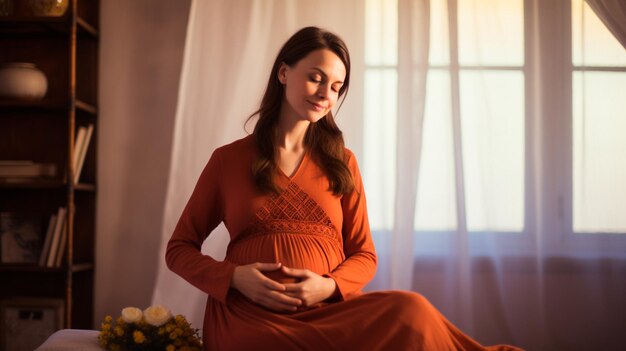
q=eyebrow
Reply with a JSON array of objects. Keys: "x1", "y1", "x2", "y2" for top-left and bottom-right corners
[{"x1": 310, "y1": 67, "x2": 344, "y2": 85}]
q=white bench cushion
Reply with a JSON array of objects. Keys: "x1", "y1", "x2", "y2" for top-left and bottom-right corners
[{"x1": 35, "y1": 329, "x2": 101, "y2": 351}]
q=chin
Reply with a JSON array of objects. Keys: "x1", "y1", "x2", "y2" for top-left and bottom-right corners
[{"x1": 307, "y1": 112, "x2": 328, "y2": 124}]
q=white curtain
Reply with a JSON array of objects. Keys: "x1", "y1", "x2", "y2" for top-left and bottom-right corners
[
  {"x1": 368, "y1": 0, "x2": 531, "y2": 342},
  {"x1": 151, "y1": 0, "x2": 365, "y2": 334},
  {"x1": 366, "y1": 1, "x2": 625, "y2": 350},
  {"x1": 152, "y1": 0, "x2": 625, "y2": 350}
]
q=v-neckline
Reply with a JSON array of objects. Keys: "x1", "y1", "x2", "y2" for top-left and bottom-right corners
[{"x1": 277, "y1": 151, "x2": 308, "y2": 180}]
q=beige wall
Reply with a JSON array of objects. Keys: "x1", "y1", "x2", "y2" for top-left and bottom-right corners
[{"x1": 96, "y1": 0, "x2": 191, "y2": 325}]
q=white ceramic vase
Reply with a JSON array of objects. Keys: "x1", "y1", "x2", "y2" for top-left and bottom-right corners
[{"x1": 0, "y1": 62, "x2": 48, "y2": 100}]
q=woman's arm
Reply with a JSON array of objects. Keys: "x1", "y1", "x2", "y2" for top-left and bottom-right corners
[
  {"x1": 325, "y1": 149, "x2": 377, "y2": 298},
  {"x1": 165, "y1": 149, "x2": 237, "y2": 304}
]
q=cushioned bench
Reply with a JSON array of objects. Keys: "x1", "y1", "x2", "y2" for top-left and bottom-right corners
[{"x1": 35, "y1": 329, "x2": 101, "y2": 351}]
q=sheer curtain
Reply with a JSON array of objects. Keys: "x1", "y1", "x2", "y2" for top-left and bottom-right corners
[
  {"x1": 366, "y1": 0, "x2": 535, "y2": 344},
  {"x1": 364, "y1": 0, "x2": 626, "y2": 350},
  {"x1": 151, "y1": 0, "x2": 365, "y2": 333}
]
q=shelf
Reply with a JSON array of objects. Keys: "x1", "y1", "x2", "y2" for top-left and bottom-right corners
[
  {"x1": 0, "y1": 15, "x2": 68, "y2": 34},
  {"x1": 0, "y1": 262, "x2": 94, "y2": 273},
  {"x1": 0, "y1": 15, "x2": 98, "y2": 38},
  {"x1": 74, "y1": 182, "x2": 96, "y2": 192},
  {"x1": 0, "y1": 264, "x2": 63, "y2": 273},
  {"x1": 0, "y1": 179, "x2": 97, "y2": 191},
  {"x1": 0, "y1": 178, "x2": 64, "y2": 188},
  {"x1": 0, "y1": 99, "x2": 97, "y2": 114},
  {"x1": 0, "y1": 98, "x2": 67, "y2": 112},
  {"x1": 71, "y1": 262, "x2": 94, "y2": 273},
  {"x1": 1, "y1": 0, "x2": 99, "y2": 331}
]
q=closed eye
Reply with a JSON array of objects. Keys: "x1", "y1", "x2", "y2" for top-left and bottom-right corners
[
  {"x1": 309, "y1": 69, "x2": 342, "y2": 93},
  {"x1": 309, "y1": 74, "x2": 323, "y2": 83}
]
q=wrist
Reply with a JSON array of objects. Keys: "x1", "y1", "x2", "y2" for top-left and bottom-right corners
[
  {"x1": 324, "y1": 277, "x2": 337, "y2": 298},
  {"x1": 230, "y1": 265, "x2": 241, "y2": 289}
]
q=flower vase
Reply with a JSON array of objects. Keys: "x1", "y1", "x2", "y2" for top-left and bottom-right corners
[{"x1": 0, "y1": 62, "x2": 48, "y2": 100}]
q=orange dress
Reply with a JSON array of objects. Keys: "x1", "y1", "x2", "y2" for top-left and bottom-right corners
[{"x1": 166, "y1": 135, "x2": 521, "y2": 351}]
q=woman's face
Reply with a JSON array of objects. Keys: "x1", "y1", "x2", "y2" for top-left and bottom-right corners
[{"x1": 278, "y1": 48, "x2": 346, "y2": 124}]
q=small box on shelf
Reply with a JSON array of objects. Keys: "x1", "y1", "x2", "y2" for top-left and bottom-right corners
[
  {"x1": 0, "y1": 207, "x2": 67, "y2": 268},
  {"x1": 0, "y1": 211, "x2": 46, "y2": 265},
  {"x1": 0, "y1": 160, "x2": 62, "y2": 188}
]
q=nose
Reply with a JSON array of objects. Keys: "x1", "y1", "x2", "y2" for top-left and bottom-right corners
[{"x1": 317, "y1": 83, "x2": 332, "y2": 100}]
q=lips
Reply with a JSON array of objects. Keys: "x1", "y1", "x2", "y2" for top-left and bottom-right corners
[{"x1": 307, "y1": 100, "x2": 326, "y2": 111}]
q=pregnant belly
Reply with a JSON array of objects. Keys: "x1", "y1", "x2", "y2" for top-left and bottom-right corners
[{"x1": 226, "y1": 232, "x2": 345, "y2": 284}]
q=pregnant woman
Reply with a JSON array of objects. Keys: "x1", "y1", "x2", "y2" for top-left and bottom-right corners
[{"x1": 165, "y1": 26, "x2": 521, "y2": 351}]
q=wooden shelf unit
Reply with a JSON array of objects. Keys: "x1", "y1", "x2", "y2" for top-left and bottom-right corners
[{"x1": 0, "y1": 0, "x2": 99, "y2": 331}]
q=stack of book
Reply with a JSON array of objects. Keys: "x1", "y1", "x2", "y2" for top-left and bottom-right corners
[{"x1": 0, "y1": 161, "x2": 57, "y2": 183}]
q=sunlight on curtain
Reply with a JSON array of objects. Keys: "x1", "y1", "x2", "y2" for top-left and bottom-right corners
[
  {"x1": 457, "y1": 0, "x2": 524, "y2": 66},
  {"x1": 363, "y1": 0, "x2": 397, "y2": 231},
  {"x1": 365, "y1": 0, "x2": 526, "y2": 233},
  {"x1": 572, "y1": 0, "x2": 626, "y2": 233},
  {"x1": 363, "y1": 0, "x2": 626, "y2": 348},
  {"x1": 409, "y1": 0, "x2": 525, "y2": 233},
  {"x1": 572, "y1": 0, "x2": 626, "y2": 66},
  {"x1": 413, "y1": 0, "x2": 456, "y2": 232},
  {"x1": 414, "y1": 70, "x2": 456, "y2": 231},
  {"x1": 365, "y1": 0, "x2": 397, "y2": 66},
  {"x1": 458, "y1": 0, "x2": 524, "y2": 232},
  {"x1": 363, "y1": 70, "x2": 397, "y2": 230},
  {"x1": 428, "y1": 0, "x2": 449, "y2": 66},
  {"x1": 460, "y1": 71, "x2": 524, "y2": 232},
  {"x1": 573, "y1": 72, "x2": 626, "y2": 232}
]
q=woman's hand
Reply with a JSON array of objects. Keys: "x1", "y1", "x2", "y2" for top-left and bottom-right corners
[
  {"x1": 281, "y1": 266, "x2": 338, "y2": 307},
  {"x1": 231, "y1": 262, "x2": 303, "y2": 312}
]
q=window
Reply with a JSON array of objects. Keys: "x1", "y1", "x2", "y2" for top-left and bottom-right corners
[
  {"x1": 363, "y1": 0, "x2": 398, "y2": 230},
  {"x1": 363, "y1": 0, "x2": 626, "y2": 251},
  {"x1": 571, "y1": 0, "x2": 626, "y2": 234},
  {"x1": 364, "y1": 0, "x2": 525, "y2": 233}
]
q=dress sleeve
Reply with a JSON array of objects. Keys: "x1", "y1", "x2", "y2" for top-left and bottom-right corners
[
  {"x1": 326, "y1": 150, "x2": 377, "y2": 299},
  {"x1": 165, "y1": 149, "x2": 237, "y2": 304}
]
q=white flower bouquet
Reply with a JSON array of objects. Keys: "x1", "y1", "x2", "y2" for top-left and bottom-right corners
[{"x1": 98, "y1": 305, "x2": 202, "y2": 351}]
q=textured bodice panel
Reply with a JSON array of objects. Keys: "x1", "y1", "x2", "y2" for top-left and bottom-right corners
[{"x1": 226, "y1": 182, "x2": 345, "y2": 282}]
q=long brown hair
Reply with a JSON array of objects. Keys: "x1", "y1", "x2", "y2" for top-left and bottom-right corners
[{"x1": 247, "y1": 26, "x2": 354, "y2": 195}]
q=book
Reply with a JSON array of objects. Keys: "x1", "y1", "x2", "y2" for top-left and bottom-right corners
[
  {"x1": 74, "y1": 124, "x2": 94, "y2": 184},
  {"x1": 0, "y1": 162, "x2": 57, "y2": 178},
  {"x1": 38, "y1": 214, "x2": 57, "y2": 266},
  {"x1": 46, "y1": 207, "x2": 66, "y2": 268},
  {"x1": 0, "y1": 212, "x2": 45, "y2": 264},
  {"x1": 73, "y1": 127, "x2": 87, "y2": 172},
  {"x1": 0, "y1": 177, "x2": 59, "y2": 185},
  {"x1": 53, "y1": 219, "x2": 67, "y2": 268}
]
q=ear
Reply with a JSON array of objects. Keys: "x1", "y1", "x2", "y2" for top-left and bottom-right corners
[{"x1": 277, "y1": 62, "x2": 288, "y2": 84}]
